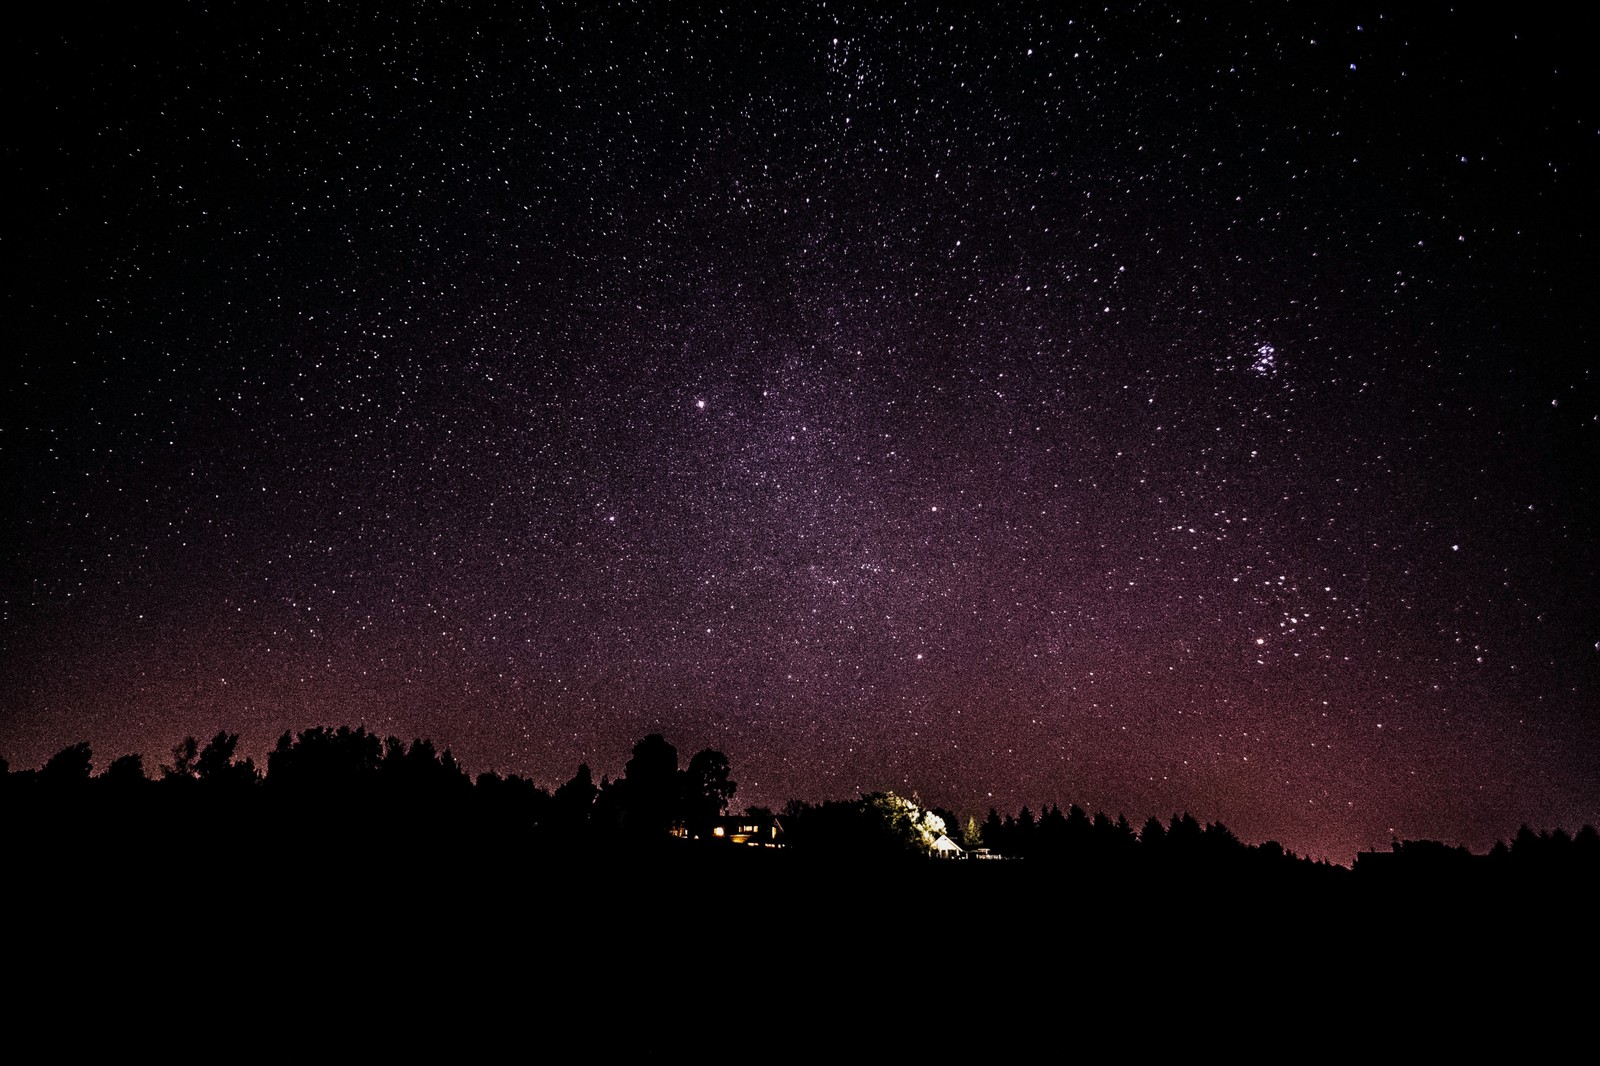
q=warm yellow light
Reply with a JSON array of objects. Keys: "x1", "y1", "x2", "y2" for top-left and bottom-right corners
[{"x1": 713, "y1": 826, "x2": 725, "y2": 837}]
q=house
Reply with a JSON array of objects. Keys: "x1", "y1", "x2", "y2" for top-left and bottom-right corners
[
  {"x1": 930, "y1": 834, "x2": 964, "y2": 859},
  {"x1": 704, "y1": 813, "x2": 785, "y2": 847}
]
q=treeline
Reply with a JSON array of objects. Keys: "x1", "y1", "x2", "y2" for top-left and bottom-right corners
[
  {"x1": 4, "y1": 727, "x2": 1596, "y2": 883},
  {"x1": 967, "y1": 801, "x2": 1600, "y2": 885},
  {"x1": 973, "y1": 804, "x2": 1309, "y2": 869},
  {"x1": 1358, "y1": 826, "x2": 1600, "y2": 882},
  {"x1": 0, "y1": 728, "x2": 736, "y2": 862}
]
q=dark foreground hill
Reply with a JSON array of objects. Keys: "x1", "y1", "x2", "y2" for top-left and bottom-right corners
[{"x1": 9, "y1": 831, "x2": 1592, "y2": 1058}]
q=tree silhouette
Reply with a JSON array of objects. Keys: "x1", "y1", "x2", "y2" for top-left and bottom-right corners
[
  {"x1": 195, "y1": 731, "x2": 258, "y2": 788},
  {"x1": 682, "y1": 748, "x2": 736, "y2": 838},
  {"x1": 163, "y1": 736, "x2": 199, "y2": 782},
  {"x1": 617, "y1": 733, "x2": 681, "y2": 838},
  {"x1": 1576, "y1": 825, "x2": 1600, "y2": 862},
  {"x1": 473, "y1": 770, "x2": 550, "y2": 842},
  {"x1": 982, "y1": 808, "x2": 1004, "y2": 850},
  {"x1": 551, "y1": 763, "x2": 597, "y2": 838},
  {"x1": 102, "y1": 753, "x2": 147, "y2": 788},
  {"x1": 1167, "y1": 813, "x2": 1203, "y2": 859},
  {"x1": 41, "y1": 742, "x2": 93, "y2": 786},
  {"x1": 1193, "y1": 822, "x2": 1245, "y2": 870},
  {"x1": 1036, "y1": 803, "x2": 1068, "y2": 859},
  {"x1": 267, "y1": 725, "x2": 384, "y2": 791}
]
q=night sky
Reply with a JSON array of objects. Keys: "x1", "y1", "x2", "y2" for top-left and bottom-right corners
[{"x1": 6, "y1": 3, "x2": 1597, "y2": 862}]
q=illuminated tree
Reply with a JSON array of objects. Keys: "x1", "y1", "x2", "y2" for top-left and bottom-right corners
[
  {"x1": 864, "y1": 792, "x2": 945, "y2": 852},
  {"x1": 916, "y1": 806, "x2": 947, "y2": 848}
]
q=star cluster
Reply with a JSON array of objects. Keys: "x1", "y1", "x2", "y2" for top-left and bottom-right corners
[{"x1": 5, "y1": 3, "x2": 1596, "y2": 860}]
